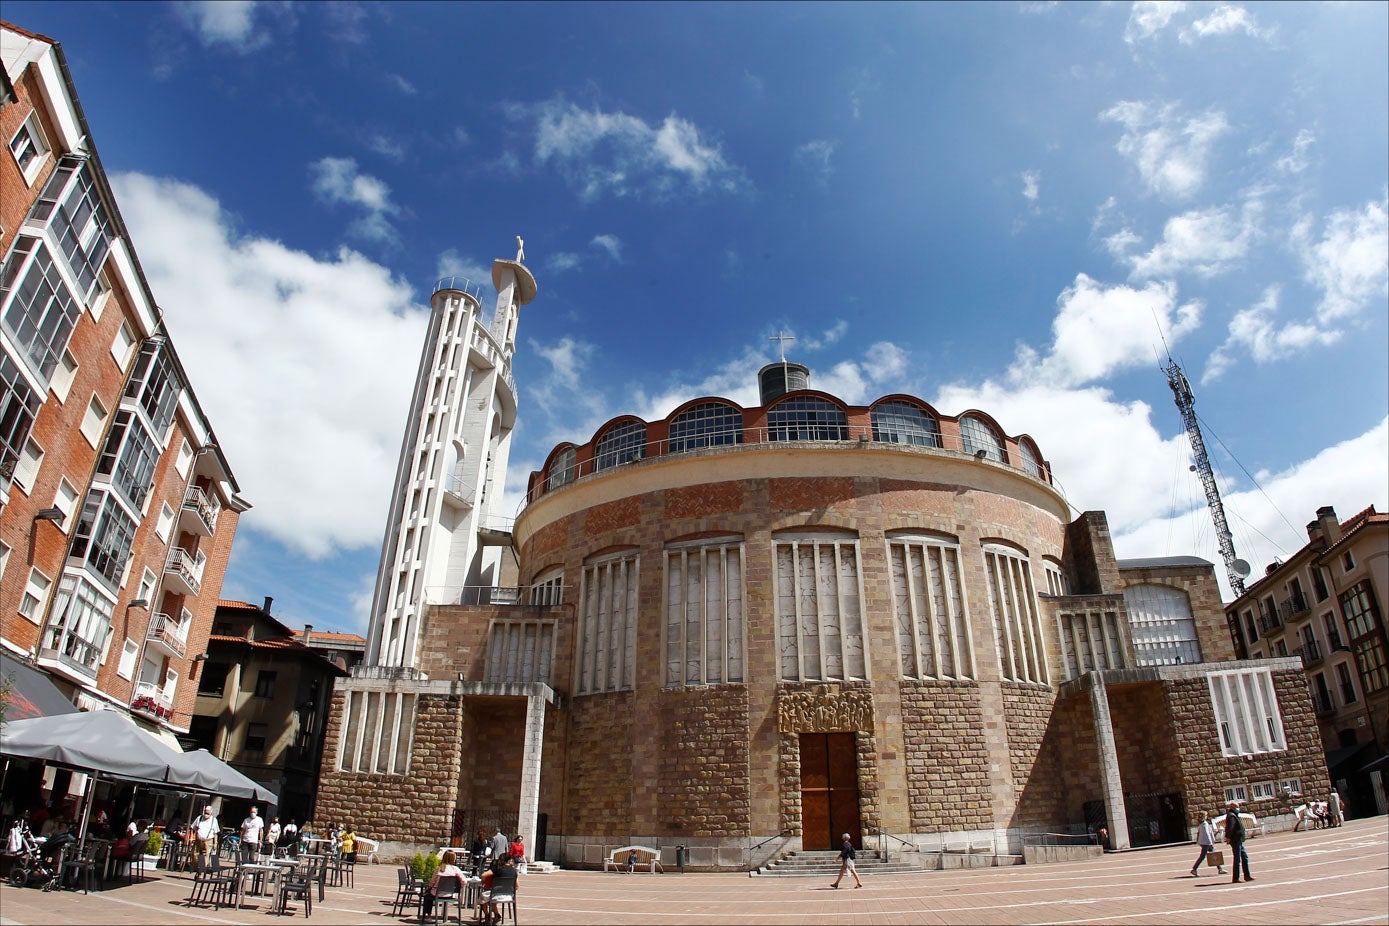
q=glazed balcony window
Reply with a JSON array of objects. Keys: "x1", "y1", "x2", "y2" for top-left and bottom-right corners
[
  {"x1": 669, "y1": 401, "x2": 744, "y2": 452},
  {"x1": 887, "y1": 533, "x2": 975, "y2": 680},
  {"x1": 870, "y1": 400, "x2": 941, "y2": 448},
  {"x1": 767, "y1": 396, "x2": 848, "y2": 442}
]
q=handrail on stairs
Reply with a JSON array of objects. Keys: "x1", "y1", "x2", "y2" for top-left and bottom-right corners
[
  {"x1": 746, "y1": 829, "x2": 795, "y2": 871},
  {"x1": 864, "y1": 825, "x2": 916, "y2": 864}
]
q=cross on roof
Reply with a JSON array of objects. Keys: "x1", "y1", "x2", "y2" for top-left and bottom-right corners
[{"x1": 769, "y1": 330, "x2": 795, "y2": 363}]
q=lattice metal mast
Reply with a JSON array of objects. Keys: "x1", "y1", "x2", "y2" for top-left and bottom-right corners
[{"x1": 1165, "y1": 356, "x2": 1247, "y2": 597}]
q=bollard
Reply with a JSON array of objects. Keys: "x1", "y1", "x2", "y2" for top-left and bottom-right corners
[{"x1": 676, "y1": 845, "x2": 686, "y2": 872}]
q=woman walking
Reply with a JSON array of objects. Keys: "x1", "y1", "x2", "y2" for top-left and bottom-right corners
[
  {"x1": 830, "y1": 833, "x2": 862, "y2": 889},
  {"x1": 1190, "y1": 812, "x2": 1223, "y2": 876}
]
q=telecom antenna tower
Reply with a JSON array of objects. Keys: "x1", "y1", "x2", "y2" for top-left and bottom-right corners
[{"x1": 1164, "y1": 356, "x2": 1251, "y2": 597}]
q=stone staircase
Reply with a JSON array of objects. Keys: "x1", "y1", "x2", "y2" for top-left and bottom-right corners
[{"x1": 752, "y1": 849, "x2": 924, "y2": 877}]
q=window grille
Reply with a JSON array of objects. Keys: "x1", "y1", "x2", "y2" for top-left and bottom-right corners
[
  {"x1": 774, "y1": 531, "x2": 867, "y2": 681},
  {"x1": 871, "y1": 400, "x2": 941, "y2": 447},
  {"x1": 887, "y1": 533, "x2": 974, "y2": 679},
  {"x1": 664, "y1": 537, "x2": 745, "y2": 686}
]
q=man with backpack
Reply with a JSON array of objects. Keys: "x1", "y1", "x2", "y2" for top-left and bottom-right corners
[{"x1": 1223, "y1": 801, "x2": 1254, "y2": 883}]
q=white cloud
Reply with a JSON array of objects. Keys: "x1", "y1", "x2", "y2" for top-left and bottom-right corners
[
  {"x1": 847, "y1": 66, "x2": 879, "y2": 121},
  {"x1": 173, "y1": 0, "x2": 278, "y2": 52},
  {"x1": 1275, "y1": 129, "x2": 1315, "y2": 175},
  {"x1": 435, "y1": 249, "x2": 492, "y2": 291},
  {"x1": 546, "y1": 252, "x2": 581, "y2": 274},
  {"x1": 1124, "y1": 201, "x2": 1260, "y2": 280},
  {"x1": 1124, "y1": 1, "x2": 1187, "y2": 44},
  {"x1": 795, "y1": 140, "x2": 838, "y2": 185},
  {"x1": 1297, "y1": 196, "x2": 1389, "y2": 324},
  {"x1": 309, "y1": 157, "x2": 401, "y2": 244},
  {"x1": 366, "y1": 134, "x2": 405, "y2": 161},
  {"x1": 1021, "y1": 169, "x2": 1041, "y2": 203},
  {"x1": 1011, "y1": 273, "x2": 1201, "y2": 388},
  {"x1": 1204, "y1": 286, "x2": 1341, "y2": 381},
  {"x1": 524, "y1": 99, "x2": 746, "y2": 201},
  {"x1": 591, "y1": 234, "x2": 623, "y2": 263},
  {"x1": 111, "y1": 172, "x2": 425, "y2": 559},
  {"x1": 798, "y1": 320, "x2": 849, "y2": 352},
  {"x1": 1101, "y1": 101, "x2": 1229, "y2": 199},
  {"x1": 1179, "y1": 4, "x2": 1275, "y2": 44},
  {"x1": 1114, "y1": 418, "x2": 1389, "y2": 600},
  {"x1": 387, "y1": 74, "x2": 418, "y2": 96}
]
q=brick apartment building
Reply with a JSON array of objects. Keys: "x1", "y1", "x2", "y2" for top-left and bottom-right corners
[
  {"x1": 0, "y1": 18, "x2": 246, "y2": 775},
  {"x1": 1226, "y1": 504, "x2": 1389, "y2": 818},
  {"x1": 314, "y1": 258, "x2": 1331, "y2": 869}
]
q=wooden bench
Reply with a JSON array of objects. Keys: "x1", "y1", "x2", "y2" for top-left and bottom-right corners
[{"x1": 602, "y1": 845, "x2": 664, "y2": 873}]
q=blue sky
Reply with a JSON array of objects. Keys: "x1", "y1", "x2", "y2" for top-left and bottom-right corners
[{"x1": 8, "y1": 1, "x2": 1386, "y2": 635}]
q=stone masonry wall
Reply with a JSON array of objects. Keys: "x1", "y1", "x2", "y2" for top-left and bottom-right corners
[
  {"x1": 901, "y1": 681, "x2": 993, "y2": 831},
  {"x1": 314, "y1": 690, "x2": 464, "y2": 845},
  {"x1": 1002, "y1": 683, "x2": 1068, "y2": 827},
  {"x1": 563, "y1": 691, "x2": 635, "y2": 837},
  {"x1": 1109, "y1": 684, "x2": 1183, "y2": 796},
  {"x1": 657, "y1": 685, "x2": 752, "y2": 835}
]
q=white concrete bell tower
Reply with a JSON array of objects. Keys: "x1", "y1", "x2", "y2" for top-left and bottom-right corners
[{"x1": 365, "y1": 240, "x2": 538, "y2": 669}]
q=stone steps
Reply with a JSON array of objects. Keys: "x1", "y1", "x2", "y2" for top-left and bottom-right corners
[{"x1": 753, "y1": 850, "x2": 924, "y2": 877}]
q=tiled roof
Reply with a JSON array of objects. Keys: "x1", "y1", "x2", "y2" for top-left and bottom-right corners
[{"x1": 308, "y1": 630, "x2": 367, "y2": 645}]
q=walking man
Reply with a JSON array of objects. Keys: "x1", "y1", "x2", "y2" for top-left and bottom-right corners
[
  {"x1": 830, "y1": 833, "x2": 862, "y2": 889},
  {"x1": 240, "y1": 806, "x2": 264, "y2": 863},
  {"x1": 1223, "y1": 801, "x2": 1253, "y2": 883},
  {"x1": 192, "y1": 805, "x2": 220, "y2": 871}
]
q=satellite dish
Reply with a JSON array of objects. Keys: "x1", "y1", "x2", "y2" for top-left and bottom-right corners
[{"x1": 1233, "y1": 559, "x2": 1251, "y2": 577}]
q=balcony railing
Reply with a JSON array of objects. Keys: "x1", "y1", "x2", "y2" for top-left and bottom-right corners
[
  {"x1": 179, "y1": 485, "x2": 220, "y2": 537},
  {"x1": 425, "y1": 584, "x2": 571, "y2": 608},
  {"x1": 1258, "y1": 608, "x2": 1283, "y2": 635},
  {"x1": 131, "y1": 680, "x2": 173, "y2": 721},
  {"x1": 524, "y1": 425, "x2": 1056, "y2": 507},
  {"x1": 1297, "y1": 639, "x2": 1323, "y2": 667},
  {"x1": 164, "y1": 547, "x2": 203, "y2": 597},
  {"x1": 144, "y1": 611, "x2": 187, "y2": 659},
  {"x1": 1278, "y1": 593, "x2": 1311, "y2": 622},
  {"x1": 37, "y1": 629, "x2": 101, "y2": 684}
]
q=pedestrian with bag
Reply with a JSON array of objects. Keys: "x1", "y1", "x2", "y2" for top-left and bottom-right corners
[
  {"x1": 1190, "y1": 811, "x2": 1224, "y2": 876},
  {"x1": 830, "y1": 832, "x2": 862, "y2": 889}
]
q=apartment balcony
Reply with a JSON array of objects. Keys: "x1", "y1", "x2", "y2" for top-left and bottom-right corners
[
  {"x1": 36, "y1": 630, "x2": 100, "y2": 686},
  {"x1": 1257, "y1": 609, "x2": 1283, "y2": 635},
  {"x1": 442, "y1": 474, "x2": 474, "y2": 509},
  {"x1": 163, "y1": 548, "x2": 203, "y2": 597},
  {"x1": 144, "y1": 611, "x2": 187, "y2": 659},
  {"x1": 178, "y1": 485, "x2": 220, "y2": 537},
  {"x1": 1297, "y1": 639, "x2": 1324, "y2": 668},
  {"x1": 131, "y1": 681, "x2": 174, "y2": 721},
  {"x1": 1278, "y1": 593, "x2": 1311, "y2": 623}
]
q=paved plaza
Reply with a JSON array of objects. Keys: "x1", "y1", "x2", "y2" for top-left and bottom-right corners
[{"x1": 1, "y1": 818, "x2": 1385, "y2": 926}]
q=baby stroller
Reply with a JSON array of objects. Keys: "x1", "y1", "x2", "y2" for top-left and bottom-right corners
[{"x1": 6, "y1": 823, "x2": 69, "y2": 890}]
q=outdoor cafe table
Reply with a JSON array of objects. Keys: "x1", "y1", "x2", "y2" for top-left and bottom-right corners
[{"x1": 236, "y1": 862, "x2": 290, "y2": 908}]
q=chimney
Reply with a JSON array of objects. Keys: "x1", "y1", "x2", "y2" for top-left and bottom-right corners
[
  {"x1": 302, "y1": 623, "x2": 313, "y2": 645},
  {"x1": 1316, "y1": 506, "x2": 1342, "y2": 545},
  {"x1": 262, "y1": 596, "x2": 274, "y2": 614}
]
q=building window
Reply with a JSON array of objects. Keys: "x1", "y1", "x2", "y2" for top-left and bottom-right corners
[
  {"x1": 1274, "y1": 640, "x2": 1288, "y2": 657},
  {"x1": 1223, "y1": 785, "x2": 1249, "y2": 805},
  {"x1": 175, "y1": 439, "x2": 193, "y2": 478},
  {"x1": 1017, "y1": 439, "x2": 1043, "y2": 478},
  {"x1": 485, "y1": 619, "x2": 556, "y2": 684},
  {"x1": 1336, "y1": 661, "x2": 1358, "y2": 704},
  {"x1": 1124, "y1": 584, "x2": 1202, "y2": 666},
  {"x1": 545, "y1": 445, "x2": 576, "y2": 490},
  {"x1": 669, "y1": 401, "x2": 744, "y2": 452},
  {"x1": 197, "y1": 662, "x2": 230, "y2": 696},
  {"x1": 95, "y1": 411, "x2": 160, "y2": 510},
  {"x1": 68, "y1": 490, "x2": 137, "y2": 589},
  {"x1": 123, "y1": 341, "x2": 181, "y2": 433},
  {"x1": 254, "y1": 670, "x2": 278, "y2": 699},
  {"x1": 137, "y1": 568, "x2": 156, "y2": 604},
  {"x1": 110, "y1": 322, "x2": 136, "y2": 367},
  {"x1": 775, "y1": 530, "x2": 867, "y2": 681},
  {"x1": 117, "y1": 639, "x2": 139, "y2": 680},
  {"x1": 1208, "y1": 667, "x2": 1286, "y2": 757},
  {"x1": 1058, "y1": 608, "x2": 1127, "y2": 680},
  {"x1": 155, "y1": 502, "x2": 175, "y2": 542},
  {"x1": 1340, "y1": 581, "x2": 1387, "y2": 694},
  {"x1": 1279, "y1": 778, "x2": 1304, "y2": 799},
  {"x1": 33, "y1": 158, "x2": 116, "y2": 303},
  {"x1": 13, "y1": 437, "x2": 43, "y2": 493},
  {"x1": 1342, "y1": 551, "x2": 1355, "y2": 572},
  {"x1": 960, "y1": 415, "x2": 1006, "y2": 462},
  {"x1": 1, "y1": 237, "x2": 83, "y2": 380},
  {"x1": 528, "y1": 568, "x2": 565, "y2": 606},
  {"x1": 593, "y1": 419, "x2": 646, "y2": 471},
  {"x1": 1324, "y1": 613, "x2": 1344, "y2": 651},
  {"x1": 870, "y1": 400, "x2": 940, "y2": 448},
  {"x1": 80, "y1": 393, "x2": 106, "y2": 446},
  {"x1": 575, "y1": 549, "x2": 639, "y2": 694},
  {"x1": 1250, "y1": 780, "x2": 1277, "y2": 801},
  {"x1": 51, "y1": 349, "x2": 78, "y2": 403},
  {"x1": 243, "y1": 723, "x2": 268, "y2": 758},
  {"x1": 1313, "y1": 567, "x2": 1329, "y2": 603},
  {"x1": 664, "y1": 536, "x2": 745, "y2": 687},
  {"x1": 19, "y1": 568, "x2": 52, "y2": 623},
  {"x1": 53, "y1": 478, "x2": 78, "y2": 531},
  {"x1": 337, "y1": 689, "x2": 416, "y2": 775},
  {"x1": 1243, "y1": 609, "x2": 1259, "y2": 646},
  {"x1": 1043, "y1": 559, "x2": 1069, "y2": 596},
  {"x1": 887, "y1": 532, "x2": 974, "y2": 680},
  {"x1": 44, "y1": 575, "x2": 115, "y2": 674},
  {"x1": 8, "y1": 112, "x2": 49, "y2": 184},
  {"x1": 1, "y1": 353, "x2": 42, "y2": 485},
  {"x1": 983, "y1": 543, "x2": 1047, "y2": 684},
  {"x1": 767, "y1": 396, "x2": 849, "y2": 442}
]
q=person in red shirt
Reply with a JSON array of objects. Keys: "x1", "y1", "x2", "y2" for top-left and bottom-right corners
[{"x1": 508, "y1": 834, "x2": 525, "y2": 863}]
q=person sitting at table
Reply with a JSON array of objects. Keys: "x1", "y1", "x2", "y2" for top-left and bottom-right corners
[
  {"x1": 421, "y1": 849, "x2": 466, "y2": 918},
  {"x1": 482, "y1": 855, "x2": 519, "y2": 925}
]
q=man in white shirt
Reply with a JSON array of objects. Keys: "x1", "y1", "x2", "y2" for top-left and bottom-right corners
[
  {"x1": 240, "y1": 806, "x2": 264, "y2": 863},
  {"x1": 192, "y1": 805, "x2": 220, "y2": 870}
]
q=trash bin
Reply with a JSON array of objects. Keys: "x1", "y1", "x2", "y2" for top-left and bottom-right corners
[{"x1": 675, "y1": 845, "x2": 686, "y2": 872}]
